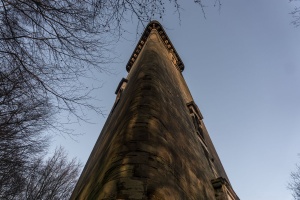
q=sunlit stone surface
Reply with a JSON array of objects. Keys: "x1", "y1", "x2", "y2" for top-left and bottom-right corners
[{"x1": 70, "y1": 21, "x2": 239, "y2": 200}]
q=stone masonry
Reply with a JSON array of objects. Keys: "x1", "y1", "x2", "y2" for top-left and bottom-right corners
[{"x1": 70, "y1": 21, "x2": 239, "y2": 200}]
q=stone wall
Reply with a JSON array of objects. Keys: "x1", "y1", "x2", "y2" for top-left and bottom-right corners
[{"x1": 70, "y1": 22, "x2": 238, "y2": 200}]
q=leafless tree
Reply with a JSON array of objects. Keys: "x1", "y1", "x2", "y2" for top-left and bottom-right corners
[
  {"x1": 0, "y1": 68, "x2": 50, "y2": 199},
  {"x1": 289, "y1": 164, "x2": 300, "y2": 200},
  {"x1": 290, "y1": 0, "x2": 300, "y2": 27},
  {"x1": 4, "y1": 147, "x2": 81, "y2": 200}
]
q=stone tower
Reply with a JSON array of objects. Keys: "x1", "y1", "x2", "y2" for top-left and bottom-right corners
[{"x1": 70, "y1": 21, "x2": 239, "y2": 200}]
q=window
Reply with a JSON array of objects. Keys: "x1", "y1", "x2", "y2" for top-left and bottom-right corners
[
  {"x1": 187, "y1": 101, "x2": 218, "y2": 177},
  {"x1": 111, "y1": 78, "x2": 128, "y2": 113},
  {"x1": 187, "y1": 101, "x2": 205, "y2": 144}
]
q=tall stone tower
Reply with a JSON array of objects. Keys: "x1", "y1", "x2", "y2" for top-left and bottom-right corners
[{"x1": 70, "y1": 21, "x2": 239, "y2": 200}]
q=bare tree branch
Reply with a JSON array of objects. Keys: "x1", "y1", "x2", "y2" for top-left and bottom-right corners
[
  {"x1": 290, "y1": 0, "x2": 300, "y2": 27},
  {"x1": 289, "y1": 164, "x2": 300, "y2": 199},
  {"x1": 9, "y1": 147, "x2": 81, "y2": 200}
]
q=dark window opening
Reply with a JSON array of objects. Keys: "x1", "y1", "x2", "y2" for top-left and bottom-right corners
[{"x1": 111, "y1": 78, "x2": 128, "y2": 113}]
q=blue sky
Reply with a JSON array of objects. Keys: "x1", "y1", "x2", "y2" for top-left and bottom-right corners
[{"x1": 53, "y1": 1, "x2": 300, "y2": 199}]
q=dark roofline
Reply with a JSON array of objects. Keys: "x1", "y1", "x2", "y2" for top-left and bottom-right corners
[{"x1": 126, "y1": 20, "x2": 184, "y2": 72}]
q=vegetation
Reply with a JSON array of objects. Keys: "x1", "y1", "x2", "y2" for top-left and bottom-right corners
[
  {"x1": 289, "y1": 164, "x2": 300, "y2": 200},
  {"x1": 290, "y1": 0, "x2": 300, "y2": 27},
  {"x1": 0, "y1": 147, "x2": 80, "y2": 199}
]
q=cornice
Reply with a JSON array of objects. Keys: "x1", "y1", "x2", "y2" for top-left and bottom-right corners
[{"x1": 126, "y1": 20, "x2": 184, "y2": 72}]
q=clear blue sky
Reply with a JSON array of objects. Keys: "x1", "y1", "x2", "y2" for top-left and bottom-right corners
[{"x1": 53, "y1": 1, "x2": 300, "y2": 199}]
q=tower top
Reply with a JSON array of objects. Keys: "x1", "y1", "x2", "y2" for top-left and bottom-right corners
[{"x1": 126, "y1": 20, "x2": 184, "y2": 72}]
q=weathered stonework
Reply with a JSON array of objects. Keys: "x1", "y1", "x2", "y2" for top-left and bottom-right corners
[{"x1": 70, "y1": 21, "x2": 239, "y2": 200}]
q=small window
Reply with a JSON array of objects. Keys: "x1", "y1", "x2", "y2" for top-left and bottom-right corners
[
  {"x1": 115, "y1": 78, "x2": 128, "y2": 95},
  {"x1": 111, "y1": 78, "x2": 128, "y2": 113},
  {"x1": 187, "y1": 101, "x2": 206, "y2": 145}
]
